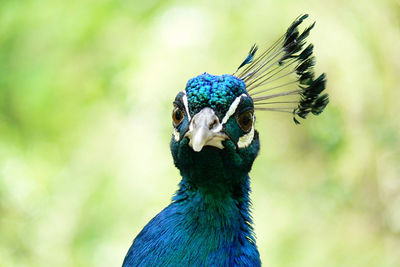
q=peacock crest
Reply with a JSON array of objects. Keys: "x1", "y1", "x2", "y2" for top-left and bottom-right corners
[{"x1": 233, "y1": 14, "x2": 329, "y2": 124}]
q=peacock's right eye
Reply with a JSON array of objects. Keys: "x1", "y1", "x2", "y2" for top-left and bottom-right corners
[
  {"x1": 236, "y1": 110, "x2": 254, "y2": 133},
  {"x1": 172, "y1": 105, "x2": 184, "y2": 126}
]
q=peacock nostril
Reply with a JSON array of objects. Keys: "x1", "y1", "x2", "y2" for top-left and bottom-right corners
[{"x1": 209, "y1": 118, "x2": 218, "y2": 130}]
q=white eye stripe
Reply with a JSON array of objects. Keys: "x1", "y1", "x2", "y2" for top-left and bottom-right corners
[
  {"x1": 182, "y1": 91, "x2": 191, "y2": 121},
  {"x1": 221, "y1": 94, "x2": 247, "y2": 125}
]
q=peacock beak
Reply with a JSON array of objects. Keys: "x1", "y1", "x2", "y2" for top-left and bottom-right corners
[{"x1": 185, "y1": 107, "x2": 228, "y2": 152}]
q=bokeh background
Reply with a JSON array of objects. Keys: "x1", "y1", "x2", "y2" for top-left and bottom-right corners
[{"x1": 1, "y1": 0, "x2": 400, "y2": 266}]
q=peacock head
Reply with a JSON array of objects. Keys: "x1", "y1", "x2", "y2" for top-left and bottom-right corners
[
  {"x1": 173, "y1": 73, "x2": 256, "y2": 150},
  {"x1": 170, "y1": 73, "x2": 259, "y2": 174},
  {"x1": 170, "y1": 14, "x2": 329, "y2": 176}
]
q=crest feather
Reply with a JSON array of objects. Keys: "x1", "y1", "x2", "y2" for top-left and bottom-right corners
[{"x1": 234, "y1": 14, "x2": 329, "y2": 124}]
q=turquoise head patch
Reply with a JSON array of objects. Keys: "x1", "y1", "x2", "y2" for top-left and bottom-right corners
[{"x1": 185, "y1": 73, "x2": 247, "y2": 118}]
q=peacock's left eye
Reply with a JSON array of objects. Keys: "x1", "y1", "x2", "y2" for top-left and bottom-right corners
[
  {"x1": 172, "y1": 105, "x2": 184, "y2": 127},
  {"x1": 236, "y1": 110, "x2": 254, "y2": 132}
]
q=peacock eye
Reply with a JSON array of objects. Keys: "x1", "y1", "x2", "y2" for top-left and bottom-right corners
[
  {"x1": 172, "y1": 105, "x2": 184, "y2": 126},
  {"x1": 236, "y1": 110, "x2": 254, "y2": 132}
]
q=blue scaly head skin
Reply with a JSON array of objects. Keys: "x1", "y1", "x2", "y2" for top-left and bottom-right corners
[{"x1": 123, "y1": 14, "x2": 329, "y2": 267}]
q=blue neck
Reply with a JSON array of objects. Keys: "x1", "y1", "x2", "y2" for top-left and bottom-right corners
[
  {"x1": 165, "y1": 171, "x2": 259, "y2": 266},
  {"x1": 123, "y1": 146, "x2": 261, "y2": 266},
  {"x1": 172, "y1": 172, "x2": 254, "y2": 236},
  {"x1": 171, "y1": 144, "x2": 257, "y2": 242}
]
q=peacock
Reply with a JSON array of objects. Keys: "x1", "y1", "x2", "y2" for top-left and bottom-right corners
[{"x1": 123, "y1": 14, "x2": 328, "y2": 266}]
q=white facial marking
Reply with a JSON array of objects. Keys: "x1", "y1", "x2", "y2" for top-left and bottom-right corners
[
  {"x1": 182, "y1": 92, "x2": 191, "y2": 121},
  {"x1": 221, "y1": 94, "x2": 247, "y2": 125},
  {"x1": 238, "y1": 125, "x2": 255, "y2": 148},
  {"x1": 173, "y1": 128, "x2": 180, "y2": 141},
  {"x1": 221, "y1": 93, "x2": 255, "y2": 148}
]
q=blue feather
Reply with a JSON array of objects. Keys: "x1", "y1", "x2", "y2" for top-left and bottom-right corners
[{"x1": 233, "y1": 44, "x2": 258, "y2": 74}]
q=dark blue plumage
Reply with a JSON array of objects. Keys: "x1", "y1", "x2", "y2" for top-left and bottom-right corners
[{"x1": 123, "y1": 14, "x2": 328, "y2": 266}]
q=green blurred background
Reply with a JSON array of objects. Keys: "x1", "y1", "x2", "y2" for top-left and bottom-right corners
[{"x1": 1, "y1": 0, "x2": 400, "y2": 266}]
